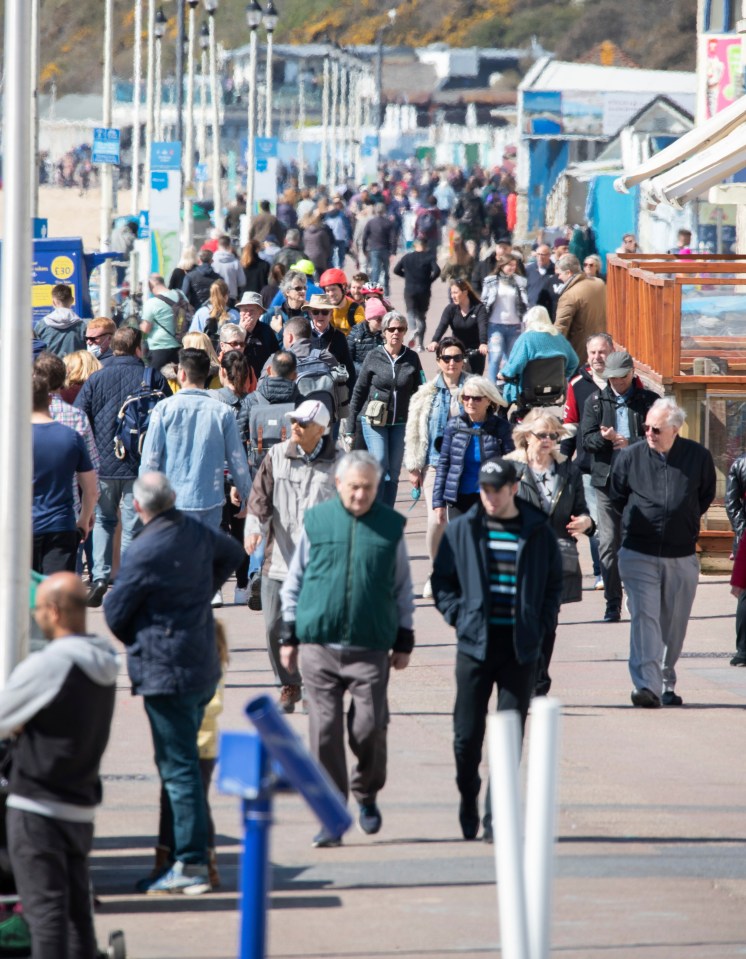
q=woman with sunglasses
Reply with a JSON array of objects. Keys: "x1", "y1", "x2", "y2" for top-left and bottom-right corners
[
  {"x1": 432, "y1": 375, "x2": 513, "y2": 521},
  {"x1": 347, "y1": 311, "x2": 425, "y2": 508},
  {"x1": 404, "y1": 337, "x2": 470, "y2": 596},
  {"x1": 427, "y1": 279, "x2": 488, "y2": 376},
  {"x1": 506, "y1": 409, "x2": 593, "y2": 695}
]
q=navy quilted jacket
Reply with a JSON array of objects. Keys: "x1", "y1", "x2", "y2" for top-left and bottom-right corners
[
  {"x1": 74, "y1": 356, "x2": 171, "y2": 479},
  {"x1": 432, "y1": 412, "x2": 514, "y2": 508}
]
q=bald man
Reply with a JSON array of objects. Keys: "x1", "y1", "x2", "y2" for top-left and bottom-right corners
[{"x1": 0, "y1": 572, "x2": 118, "y2": 959}]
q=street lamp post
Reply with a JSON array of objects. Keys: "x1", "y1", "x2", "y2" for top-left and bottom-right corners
[
  {"x1": 204, "y1": 0, "x2": 222, "y2": 226},
  {"x1": 30, "y1": 0, "x2": 40, "y2": 219},
  {"x1": 198, "y1": 20, "x2": 209, "y2": 200},
  {"x1": 330, "y1": 53, "x2": 339, "y2": 192},
  {"x1": 297, "y1": 64, "x2": 306, "y2": 188},
  {"x1": 99, "y1": 0, "x2": 114, "y2": 314},
  {"x1": 175, "y1": 0, "x2": 185, "y2": 145},
  {"x1": 246, "y1": 0, "x2": 263, "y2": 223},
  {"x1": 320, "y1": 56, "x2": 330, "y2": 190},
  {"x1": 154, "y1": 7, "x2": 167, "y2": 141},
  {"x1": 183, "y1": 0, "x2": 199, "y2": 247},
  {"x1": 131, "y1": 0, "x2": 143, "y2": 214},
  {"x1": 263, "y1": 0, "x2": 278, "y2": 138},
  {"x1": 144, "y1": 0, "x2": 156, "y2": 207}
]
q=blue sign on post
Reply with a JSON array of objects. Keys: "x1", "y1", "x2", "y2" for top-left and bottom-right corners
[
  {"x1": 137, "y1": 210, "x2": 150, "y2": 239},
  {"x1": 32, "y1": 218, "x2": 48, "y2": 239},
  {"x1": 92, "y1": 127, "x2": 121, "y2": 165},
  {"x1": 195, "y1": 162, "x2": 208, "y2": 183},
  {"x1": 151, "y1": 141, "x2": 182, "y2": 171},
  {"x1": 362, "y1": 134, "x2": 379, "y2": 157}
]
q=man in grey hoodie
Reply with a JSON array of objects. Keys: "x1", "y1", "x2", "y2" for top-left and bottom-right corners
[
  {"x1": 211, "y1": 235, "x2": 245, "y2": 305},
  {"x1": 0, "y1": 572, "x2": 118, "y2": 958},
  {"x1": 33, "y1": 284, "x2": 87, "y2": 358}
]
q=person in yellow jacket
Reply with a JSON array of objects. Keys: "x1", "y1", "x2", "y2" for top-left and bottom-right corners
[{"x1": 319, "y1": 268, "x2": 364, "y2": 335}]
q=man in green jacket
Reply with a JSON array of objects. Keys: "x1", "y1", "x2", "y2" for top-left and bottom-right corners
[{"x1": 280, "y1": 451, "x2": 415, "y2": 847}]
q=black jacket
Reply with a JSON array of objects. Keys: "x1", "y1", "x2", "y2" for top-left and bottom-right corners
[
  {"x1": 432, "y1": 500, "x2": 563, "y2": 665},
  {"x1": 512, "y1": 456, "x2": 594, "y2": 540},
  {"x1": 104, "y1": 508, "x2": 244, "y2": 696},
  {"x1": 560, "y1": 365, "x2": 601, "y2": 471},
  {"x1": 470, "y1": 253, "x2": 496, "y2": 295},
  {"x1": 431, "y1": 302, "x2": 488, "y2": 351},
  {"x1": 609, "y1": 436, "x2": 716, "y2": 558},
  {"x1": 347, "y1": 320, "x2": 384, "y2": 374},
  {"x1": 243, "y1": 320, "x2": 279, "y2": 378},
  {"x1": 725, "y1": 452, "x2": 746, "y2": 546},
  {"x1": 348, "y1": 345, "x2": 424, "y2": 428},
  {"x1": 581, "y1": 380, "x2": 659, "y2": 488},
  {"x1": 182, "y1": 263, "x2": 223, "y2": 309},
  {"x1": 361, "y1": 215, "x2": 396, "y2": 254},
  {"x1": 432, "y1": 413, "x2": 514, "y2": 507},
  {"x1": 311, "y1": 325, "x2": 356, "y2": 391},
  {"x1": 525, "y1": 261, "x2": 555, "y2": 307},
  {"x1": 242, "y1": 258, "x2": 271, "y2": 294},
  {"x1": 393, "y1": 251, "x2": 441, "y2": 295}
]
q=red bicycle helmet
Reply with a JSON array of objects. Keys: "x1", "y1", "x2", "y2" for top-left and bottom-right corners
[{"x1": 319, "y1": 267, "x2": 348, "y2": 288}]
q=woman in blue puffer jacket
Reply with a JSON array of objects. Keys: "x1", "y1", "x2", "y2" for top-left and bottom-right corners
[{"x1": 432, "y1": 375, "x2": 514, "y2": 520}]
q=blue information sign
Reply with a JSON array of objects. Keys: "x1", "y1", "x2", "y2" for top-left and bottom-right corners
[
  {"x1": 151, "y1": 141, "x2": 182, "y2": 171},
  {"x1": 92, "y1": 127, "x2": 121, "y2": 165}
]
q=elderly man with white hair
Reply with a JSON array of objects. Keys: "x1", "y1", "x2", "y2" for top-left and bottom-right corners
[{"x1": 610, "y1": 398, "x2": 716, "y2": 709}]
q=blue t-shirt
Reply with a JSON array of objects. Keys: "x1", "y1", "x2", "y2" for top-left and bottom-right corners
[
  {"x1": 460, "y1": 423, "x2": 483, "y2": 495},
  {"x1": 33, "y1": 421, "x2": 93, "y2": 533}
]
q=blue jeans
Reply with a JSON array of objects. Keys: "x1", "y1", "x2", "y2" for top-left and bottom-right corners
[
  {"x1": 249, "y1": 538, "x2": 265, "y2": 577},
  {"x1": 361, "y1": 419, "x2": 406, "y2": 508},
  {"x1": 92, "y1": 478, "x2": 139, "y2": 583},
  {"x1": 184, "y1": 504, "x2": 224, "y2": 530},
  {"x1": 367, "y1": 249, "x2": 390, "y2": 296},
  {"x1": 487, "y1": 323, "x2": 522, "y2": 383},
  {"x1": 144, "y1": 686, "x2": 216, "y2": 865},
  {"x1": 332, "y1": 240, "x2": 348, "y2": 268}
]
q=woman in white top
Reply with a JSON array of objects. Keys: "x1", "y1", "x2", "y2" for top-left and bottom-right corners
[{"x1": 481, "y1": 253, "x2": 527, "y2": 383}]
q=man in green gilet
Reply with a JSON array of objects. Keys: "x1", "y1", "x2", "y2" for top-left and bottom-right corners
[{"x1": 280, "y1": 451, "x2": 415, "y2": 847}]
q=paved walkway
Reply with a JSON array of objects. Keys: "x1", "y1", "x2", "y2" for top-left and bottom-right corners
[{"x1": 85, "y1": 271, "x2": 746, "y2": 957}]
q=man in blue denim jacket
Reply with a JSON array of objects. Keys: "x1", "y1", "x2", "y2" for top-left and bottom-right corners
[{"x1": 140, "y1": 348, "x2": 251, "y2": 531}]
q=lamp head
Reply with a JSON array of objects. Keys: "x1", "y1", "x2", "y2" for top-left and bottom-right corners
[
  {"x1": 263, "y1": 0, "x2": 279, "y2": 32},
  {"x1": 200, "y1": 20, "x2": 210, "y2": 47},
  {"x1": 246, "y1": 0, "x2": 263, "y2": 29},
  {"x1": 154, "y1": 6, "x2": 168, "y2": 38},
  {"x1": 203, "y1": 0, "x2": 219, "y2": 13}
]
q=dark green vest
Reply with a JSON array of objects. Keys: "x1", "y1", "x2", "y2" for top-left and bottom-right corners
[{"x1": 295, "y1": 496, "x2": 406, "y2": 650}]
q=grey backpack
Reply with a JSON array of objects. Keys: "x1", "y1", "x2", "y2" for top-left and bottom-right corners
[{"x1": 248, "y1": 401, "x2": 297, "y2": 469}]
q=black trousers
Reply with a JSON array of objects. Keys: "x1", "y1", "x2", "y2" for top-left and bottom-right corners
[
  {"x1": 7, "y1": 808, "x2": 96, "y2": 959},
  {"x1": 453, "y1": 641, "x2": 535, "y2": 807},
  {"x1": 735, "y1": 590, "x2": 746, "y2": 660},
  {"x1": 32, "y1": 530, "x2": 79, "y2": 575},
  {"x1": 404, "y1": 291, "x2": 431, "y2": 348},
  {"x1": 221, "y1": 498, "x2": 249, "y2": 588}
]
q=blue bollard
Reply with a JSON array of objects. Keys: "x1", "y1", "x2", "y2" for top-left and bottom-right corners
[{"x1": 239, "y1": 793, "x2": 272, "y2": 959}]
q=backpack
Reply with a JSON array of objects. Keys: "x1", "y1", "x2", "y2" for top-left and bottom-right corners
[
  {"x1": 459, "y1": 195, "x2": 483, "y2": 226},
  {"x1": 295, "y1": 349, "x2": 349, "y2": 422},
  {"x1": 154, "y1": 291, "x2": 194, "y2": 344},
  {"x1": 113, "y1": 367, "x2": 166, "y2": 463},
  {"x1": 416, "y1": 209, "x2": 437, "y2": 239},
  {"x1": 248, "y1": 400, "x2": 297, "y2": 469}
]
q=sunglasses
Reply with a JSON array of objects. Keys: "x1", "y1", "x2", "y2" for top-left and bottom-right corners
[
  {"x1": 532, "y1": 431, "x2": 560, "y2": 441},
  {"x1": 463, "y1": 395, "x2": 487, "y2": 403},
  {"x1": 387, "y1": 327, "x2": 407, "y2": 333},
  {"x1": 644, "y1": 425, "x2": 663, "y2": 435},
  {"x1": 440, "y1": 353, "x2": 464, "y2": 363},
  {"x1": 224, "y1": 340, "x2": 244, "y2": 349},
  {"x1": 310, "y1": 309, "x2": 331, "y2": 316},
  {"x1": 584, "y1": 261, "x2": 595, "y2": 267},
  {"x1": 289, "y1": 286, "x2": 306, "y2": 293},
  {"x1": 85, "y1": 333, "x2": 107, "y2": 343}
]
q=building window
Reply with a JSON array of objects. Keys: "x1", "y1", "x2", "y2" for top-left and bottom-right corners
[{"x1": 704, "y1": 0, "x2": 737, "y2": 32}]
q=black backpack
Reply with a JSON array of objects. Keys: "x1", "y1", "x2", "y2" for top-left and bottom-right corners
[
  {"x1": 153, "y1": 291, "x2": 194, "y2": 344},
  {"x1": 295, "y1": 349, "x2": 349, "y2": 422},
  {"x1": 113, "y1": 368, "x2": 165, "y2": 463}
]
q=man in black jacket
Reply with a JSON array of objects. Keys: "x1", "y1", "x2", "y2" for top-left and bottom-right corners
[
  {"x1": 235, "y1": 291, "x2": 278, "y2": 378},
  {"x1": 392, "y1": 238, "x2": 441, "y2": 350},
  {"x1": 610, "y1": 398, "x2": 716, "y2": 708},
  {"x1": 361, "y1": 204, "x2": 396, "y2": 296},
  {"x1": 0, "y1": 572, "x2": 117, "y2": 957},
  {"x1": 432, "y1": 458, "x2": 562, "y2": 843},
  {"x1": 581, "y1": 350, "x2": 658, "y2": 622},
  {"x1": 524, "y1": 244, "x2": 555, "y2": 307},
  {"x1": 104, "y1": 472, "x2": 244, "y2": 894},
  {"x1": 182, "y1": 249, "x2": 222, "y2": 310}
]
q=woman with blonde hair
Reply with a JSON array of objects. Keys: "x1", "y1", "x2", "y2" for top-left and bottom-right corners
[
  {"x1": 506, "y1": 408, "x2": 593, "y2": 694},
  {"x1": 61, "y1": 349, "x2": 102, "y2": 404},
  {"x1": 190, "y1": 279, "x2": 238, "y2": 349},
  {"x1": 164, "y1": 332, "x2": 222, "y2": 392},
  {"x1": 498, "y1": 305, "x2": 579, "y2": 405},
  {"x1": 432, "y1": 374, "x2": 513, "y2": 520},
  {"x1": 168, "y1": 245, "x2": 199, "y2": 290}
]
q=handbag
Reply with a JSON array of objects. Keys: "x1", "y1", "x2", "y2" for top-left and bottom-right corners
[
  {"x1": 557, "y1": 537, "x2": 583, "y2": 604},
  {"x1": 365, "y1": 387, "x2": 391, "y2": 427}
]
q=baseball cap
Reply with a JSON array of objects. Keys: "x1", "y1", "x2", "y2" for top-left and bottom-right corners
[
  {"x1": 478, "y1": 457, "x2": 518, "y2": 490},
  {"x1": 601, "y1": 350, "x2": 634, "y2": 379},
  {"x1": 286, "y1": 399, "x2": 331, "y2": 429},
  {"x1": 236, "y1": 291, "x2": 264, "y2": 308}
]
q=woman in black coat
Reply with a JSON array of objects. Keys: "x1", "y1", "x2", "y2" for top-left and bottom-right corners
[
  {"x1": 432, "y1": 375, "x2": 513, "y2": 519},
  {"x1": 428, "y1": 279, "x2": 488, "y2": 375},
  {"x1": 240, "y1": 240, "x2": 271, "y2": 293},
  {"x1": 506, "y1": 408, "x2": 594, "y2": 695}
]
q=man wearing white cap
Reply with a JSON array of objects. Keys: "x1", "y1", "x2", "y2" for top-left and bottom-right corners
[{"x1": 245, "y1": 399, "x2": 341, "y2": 713}]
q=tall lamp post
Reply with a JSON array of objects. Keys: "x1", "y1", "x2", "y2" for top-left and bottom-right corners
[
  {"x1": 263, "y1": 0, "x2": 278, "y2": 137},
  {"x1": 204, "y1": 0, "x2": 222, "y2": 224},
  {"x1": 183, "y1": 0, "x2": 199, "y2": 247},
  {"x1": 198, "y1": 20, "x2": 209, "y2": 199},
  {"x1": 144, "y1": 0, "x2": 156, "y2": 208},
  {"x1": 246, "y1": 0, "x2": 263, "y2": 222},
  {"x1": 320, "y1": 56, "x2": 330, "y2": 189},
  {"x1": 375, "y1": 8, "x2": 397, "y2": 133},
  {"x1": 297, "y1": 64, "x2": 306, "y2": 188},
  {"x1": 99, "y1": 0, "x2": 114, "y2": 314},
  {"x1": 131, "y1": 0, "x2": 143, "y2": 213},
  {"x1": 154, "y1": 7, "x2": 168, "y2": 140}
]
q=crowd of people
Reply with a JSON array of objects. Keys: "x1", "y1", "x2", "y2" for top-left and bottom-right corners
[{"x1": 15, "y1": 164, "x2": 734, "y2": 953}]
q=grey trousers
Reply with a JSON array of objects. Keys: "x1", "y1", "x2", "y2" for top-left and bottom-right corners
[
  {"x1": 596, "y1": 485, "x2": 623, "y2": 608},
  {"x1": 618, "y1": 547, "x2": 700, "y2": 694},
  {"x1": 261, "y1": 576, "x2": 301, "y2": 686},
  {"x1": 300, "y1": 645, "x2": 390, "y2": 805}
]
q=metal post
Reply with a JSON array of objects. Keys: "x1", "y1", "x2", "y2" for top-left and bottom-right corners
[
  {"x1": 239, "y1": 793, "x2": 272, "y2": 959},
  {"x1": 155, "y1": 36, "x2": 163, "y2": 140},
  {"x1": 30, "y1": 0, "x2": 40, "y2": 219},
  {"x1": 375, "y1": 29, "x2": 384, "y2": 131},
  {"x1": 353, "y1": 69, "x2": 364, "y2": 185},
  {"x1": 330, "y1": 55, "x2": 339, "y2": 192},
  {"x1": 247, "y1": 26, "x2": 258, "y2": 220},
  {"x1": 488, "y1": 712, "x2": 530, "y2": 959},
  {"x1": 175, "y1": 0, "x2": 185, "y2": 145},
  {"x1": 132, "y1": 0, "x2": 143, "y2": 213},
  {"x1": 297, "y1": 67, "x2": 305, "y2": 188},
  {"x1": 182, "y1": 1, "x2": 197, "y2": 247},
  {"x1": 265, "y1": 30, "x2": 274, "y2": 137},
  {"x1": 144, "y1": 0, "x2": 156, "y2": 209},
  {"x1": 320, "y1": 56, "x2": 329, "y2": 191},
  {"x1": 208, "y1": 14, "x2": 222, "y2": 226},
  {"x1": 198, "y1": 41, "x2": 208, "y2": 200},
  {"x1": 0, "y1": 0, "x2": 33, "y2": 684},
  {"x1": 524, "y1": 698, "x2": 561, "y2": 959},
  {"x1": 99, "y1": 0, "x2": 114, "y2": 314}
]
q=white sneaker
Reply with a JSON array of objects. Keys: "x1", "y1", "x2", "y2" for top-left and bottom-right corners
[
  {"x1": 422, "y1": 578, "x2": 433, "y2": 600},
  {"x1": 211, "y1": 589, "x2": 223, "y2": 608},
  {"x1": 234, "y1": 587, "x2": 248, "y2": 605},
  {"x1": 594, "y1": 576, "x2": 604, "y2": 591}
]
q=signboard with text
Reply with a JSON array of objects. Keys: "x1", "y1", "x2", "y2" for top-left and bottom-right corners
[
  {"x1": 149, "y1": 142, "x2": 182, "y2": 280},
  {"x1": 93, "y1": 127, "x2": 121, "y2": 165}
]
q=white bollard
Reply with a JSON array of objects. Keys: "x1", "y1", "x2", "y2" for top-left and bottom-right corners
[
  {"x1": 524, "y1": 697, "x2": 561, "y2": 959},
  {"x1": 487, "y1": 711, "x2": 529, "y2": 959}
]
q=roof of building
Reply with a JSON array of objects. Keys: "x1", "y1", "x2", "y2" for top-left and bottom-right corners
[{"x1": 520, "y1": 57, "x2": 696, "y2": 95}]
